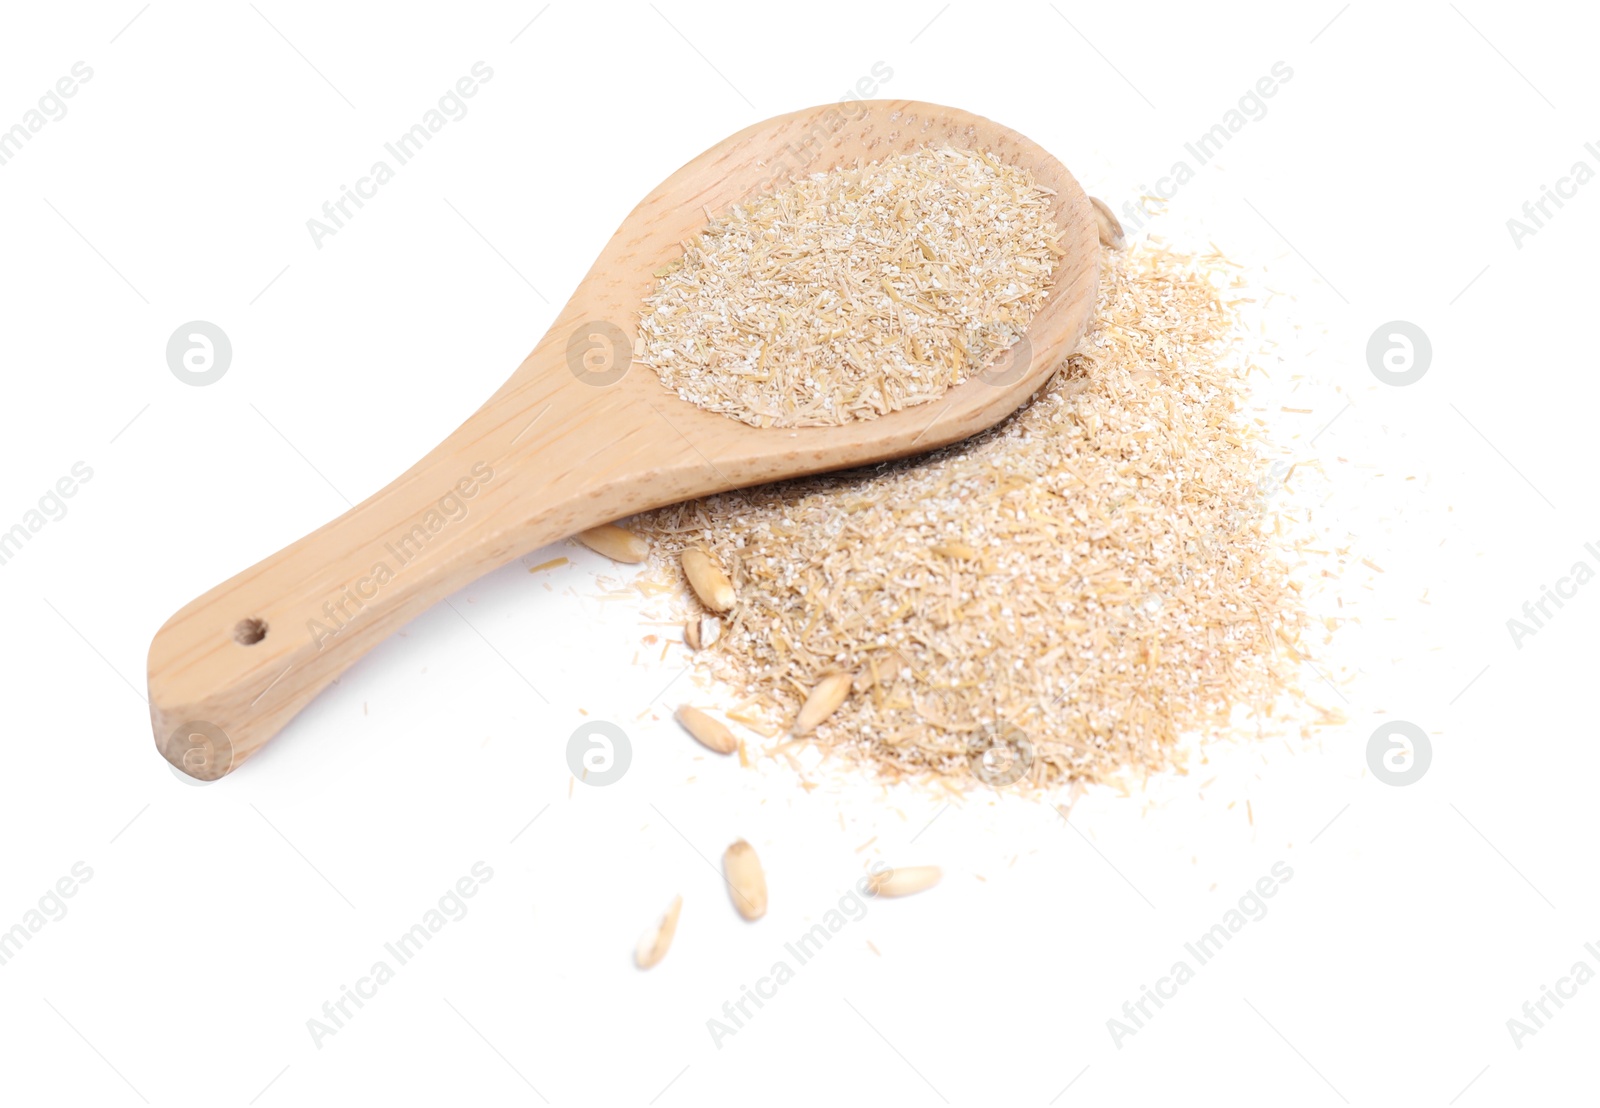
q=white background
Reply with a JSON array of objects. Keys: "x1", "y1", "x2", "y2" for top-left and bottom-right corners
[{"x1": 1, "y1": 2, "x2": 1596, "y2": 1105}]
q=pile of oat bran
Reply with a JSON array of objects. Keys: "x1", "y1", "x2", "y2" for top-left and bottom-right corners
[{"x1": 630, "y1": 239, "x2": 1313, "y2": 789}]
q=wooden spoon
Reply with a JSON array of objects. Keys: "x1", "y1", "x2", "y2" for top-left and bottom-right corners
[{"x1": 148, "y1": 99, "x2": 1099, "y2": 780}]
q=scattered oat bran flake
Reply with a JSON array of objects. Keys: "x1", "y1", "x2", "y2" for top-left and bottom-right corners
[
  {"x1": 631, "y1": 238, "x2": 1314, "y2": 789},
  {"x1": 639, "y1": 146, "x2": 1061, "y2": 428}
]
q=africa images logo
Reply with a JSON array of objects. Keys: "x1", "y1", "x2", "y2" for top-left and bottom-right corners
[{"x1": 307, "y1": 463, "x2": 494, "y2": 647}]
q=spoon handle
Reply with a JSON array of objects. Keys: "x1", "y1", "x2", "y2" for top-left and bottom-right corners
[{"x1": 147, "y1": 332, "x2": 645, "y2": 779}]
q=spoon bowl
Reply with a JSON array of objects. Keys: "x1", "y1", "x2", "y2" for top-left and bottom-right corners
[{"x1": 148, "y1": 98, "x2": 1099, "y2": 779}]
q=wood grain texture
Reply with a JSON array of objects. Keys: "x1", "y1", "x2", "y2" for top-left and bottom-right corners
[{"x1": 148, "y1": 99, "x2": 1100, "y2": 779}]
